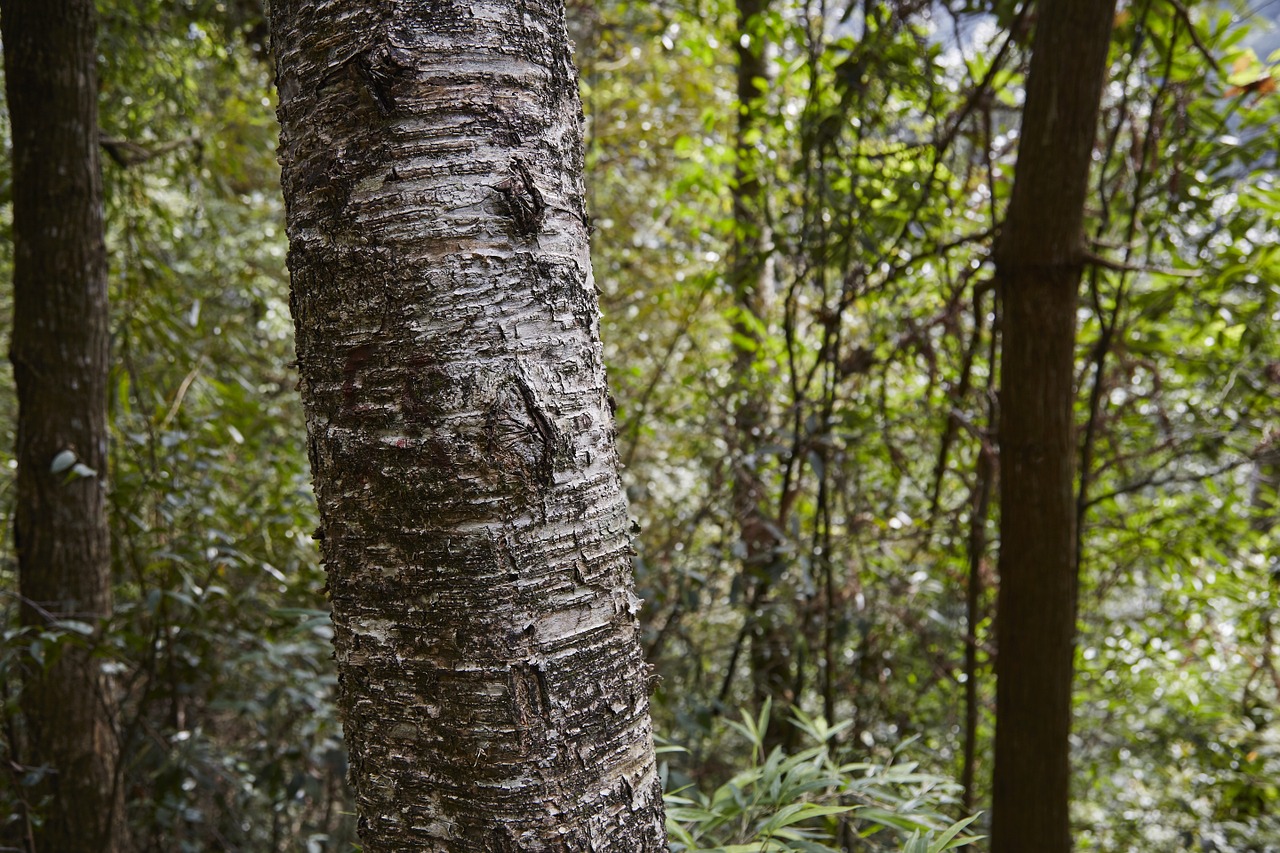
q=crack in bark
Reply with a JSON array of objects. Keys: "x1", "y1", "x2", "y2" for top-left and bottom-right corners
[
  {"x1": 495, "y1": 157, "x2": 547, "y2": 238},
  {"x1": 515, "y1": 369, "x2": 559, "y2": 484},
  {"x1": 353, "y1": 42, "x2": 414, "y2": 115}
]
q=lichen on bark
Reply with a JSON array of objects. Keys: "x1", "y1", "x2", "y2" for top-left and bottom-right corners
[{"x1": 271, "y1": 0, "x2": 667, "y2": 849}]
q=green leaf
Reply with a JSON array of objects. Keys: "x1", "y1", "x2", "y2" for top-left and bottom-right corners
[
  {"x1": 928, "y1": 814, "x2": 983, "y2": 852},
  {"x1": 762, "y1": 803, "x2": 853, "y2": 832}
]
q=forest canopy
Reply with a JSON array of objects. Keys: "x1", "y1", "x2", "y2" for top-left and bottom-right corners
[{"x1": 1, "y1": 0, "x2": 1279, "y2": 850}]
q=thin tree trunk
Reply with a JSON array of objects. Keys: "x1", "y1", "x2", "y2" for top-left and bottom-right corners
[
  {"x1": 728, "y1": 0, "x2": 791, "y2": 745},
  {"x1": 961, "y1": 290, "x2": 997, "y2": 815},
  {"x1": 2, "y1": 0, "x2": 125, "y2": 849},
  {"x1": 1252, "y1": 445, "x2": 1280, "y2": 530},
  {"x1": 991, "y1": 1, "x2": 1116, "y2": 850},
  {"x1": 271, "y1": 1, "x2": 666, "y2": 849}
]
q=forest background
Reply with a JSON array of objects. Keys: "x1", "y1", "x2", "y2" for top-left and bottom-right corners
[{"x1": 1, "y1": 0, "x2": 1279, "y2": 850}]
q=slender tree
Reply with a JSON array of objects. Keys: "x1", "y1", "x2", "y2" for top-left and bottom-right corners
[
  {"x1": 270, "y1": 0, "x2": 666, "y2": 848},
  {"x1": 991, "y1": 1, "x2": 1116, "y2": 850},
  {"x1": 1252, "y1": 443, "x2": 1280, "y2": 529},
  {"x1": 1, "y1": 0, "x2": 125, "y2": 849},
  {"x1": 726, "y1": 0, "x2": 792, "y2": 742}
]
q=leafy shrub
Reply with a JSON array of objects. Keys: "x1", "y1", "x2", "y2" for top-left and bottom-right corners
[{"x1": 665, "y1": 701, "x2": 982, "y2": 852}]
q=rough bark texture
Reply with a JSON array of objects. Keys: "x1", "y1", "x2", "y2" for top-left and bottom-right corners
[
  {"x1": 271, "y1": 1, "x2": 666, "y2": 849},
  {"x1": 2, "y1": 0, "x2": 125, "y2": 849},
  {"x1": 991, "y1": 1, "x2": 1116, "y2": 850}
]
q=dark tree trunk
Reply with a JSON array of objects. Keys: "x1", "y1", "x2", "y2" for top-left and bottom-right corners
[
  {"x1": 270, "y1": 0, "x2": 666, "y2": 849},
  {"x1": 1, "y1": 0, "x2": 125, "y2": 849},
  {"x1": 961, "y1": 290, "x2": 997, "y2": 814},
  {"x1": 991, "y1": 1, "x2": 1116, "y2": 850},
  {"x1": 1252, "y1": 445, "x2": 1280, "y2": 530},
  {"x1": 727, "y1": 0, "x2": 791, "y2": 745}
]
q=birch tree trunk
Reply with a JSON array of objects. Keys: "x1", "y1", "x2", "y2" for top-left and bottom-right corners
[
  {"x1": 991, "y1": 0, "x2": 1116, "y2": 850},
  {"x1": 2, "y1": 0, "x2": 125, "y2": 848},
  {"x1": 270, "y1": 1, "x2": 667, "y2": 848}
]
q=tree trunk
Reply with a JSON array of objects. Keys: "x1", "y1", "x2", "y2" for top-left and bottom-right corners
[
  {"x1": 727, "y1": 0, "x2": 791, "y2": 745},
  {"x1": 991, "y1": 1, "x2": 1115, "y2": 851},
  {"x1": 1252, "y1": 444, "x2": 1280, "y2": 531},
  {"x1": 270, "y1": 1, "x2": 666, "y2": 849},
  {"x1": 2, "y1": 0, "x2": 125, "y2": 850}
]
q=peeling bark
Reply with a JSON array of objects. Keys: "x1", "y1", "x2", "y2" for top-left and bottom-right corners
[{"x1": 271, "y1": 1, "x2": 666, "y2": 849}]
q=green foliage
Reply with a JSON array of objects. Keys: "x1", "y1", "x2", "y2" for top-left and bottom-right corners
[
  {"x1": 587, "y1": 0, "x2": 1280, "y2": 849},
  {"x1": 0, "y1": 0, "x2": 354, "y2": 847},
  {"x1": 665, "y1": 702, "x2": 982, "y2": 852}
]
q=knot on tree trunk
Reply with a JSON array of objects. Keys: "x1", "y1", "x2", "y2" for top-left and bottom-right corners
[{"x1": 495, "y1": 157, "x2": 546, "y2": 238}]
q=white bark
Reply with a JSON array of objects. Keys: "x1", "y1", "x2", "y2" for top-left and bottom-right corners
[{"x1": 271, "y1": 0, "x2": 667, "y2": 848}]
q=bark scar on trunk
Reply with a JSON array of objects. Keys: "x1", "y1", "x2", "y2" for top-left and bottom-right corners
[
  {"x1": 514, "y1": 370, "x2": 557, "y2": 474},
  {"x1": 484, "y1": 369, "x2": 560, "y2": 488},
  {"x1": 317, "y1": 41, "x2": 412, "y2": 117},
  {"x1": 494, "y1": 157, "x2": 546, "y2": 238},
  {"x1": 353, "y1": 42, "x2": 412, "y2": 116}
]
